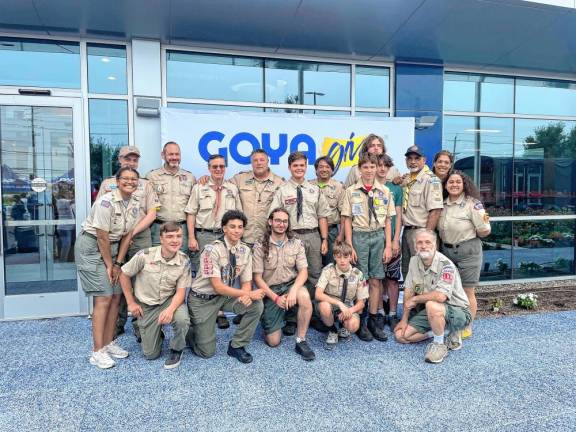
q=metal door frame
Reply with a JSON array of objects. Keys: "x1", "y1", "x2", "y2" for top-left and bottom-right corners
[{"x1": 0, "y1": 95, "x2": 89, "y2": 320}]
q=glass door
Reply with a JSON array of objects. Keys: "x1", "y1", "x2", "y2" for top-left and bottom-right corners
[{"x1": 0, "y1": 95, "x2": 89, "y2": 319}]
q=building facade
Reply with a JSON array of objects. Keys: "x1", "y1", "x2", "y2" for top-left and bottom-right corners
[{"x1": 0, "y1": 0, "x2": 574, "y2": 319}]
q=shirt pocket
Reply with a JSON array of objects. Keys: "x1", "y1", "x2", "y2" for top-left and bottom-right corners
[
  {"x1": 408, "y1": 191, "x2": 422, "y2": 207},
  {"x1": 155, "y1": 182, "x2": 169, "y2": 195},
  {"x1": 285, "y1": 250, "x2": 298, "y2": 267},
  {"x1": 179, "y1": 180, "x2": 193, "y2": 196},
  {"x1": 199, "y1": 192, "x2": 215, "y2": 210}
]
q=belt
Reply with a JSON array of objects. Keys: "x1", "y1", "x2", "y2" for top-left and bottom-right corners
[
  {"x1": 270, "y1": 278, "x2": 296, "y2": 291},
  {"x1": 189, "y1": 291, "x2": 219, "y2": 301},
  {"x1": 81, "y1": 231, "x2": 119, "y2": 244},
  {"x1": 444, "y1": 238, "x2": 476, "y2": 249},
  {"x1": 328, "y1": 223, "x2": 339, "y2": 228},
  {"x1": 403, "y1": 225, "x2": 422, "y2": 230},
  {"x1": 196, "y1": 228, "x2": 223, "y2": 234},
  {"x1": 293, "y1": 228, "x2": 318, "y2": 234}
]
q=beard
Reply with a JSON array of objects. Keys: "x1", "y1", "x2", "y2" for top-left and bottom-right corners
[{"x1": 417, "y1": 250, "x2": 433, "y2": 260}]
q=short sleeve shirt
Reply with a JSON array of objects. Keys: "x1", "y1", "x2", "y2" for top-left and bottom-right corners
[
  {"x1": 344, "y1": 164, "x2": 401, "y2": 188},
  {"x1": 97, "y1": 177, "x2": 160, "y2": 219},
  {"x1": 190, "y1": 239, "x2": 252, "y2": 295},
  {"x1": 185, "y1": 179, "x2": 243, "y2": 229},
  {"x1": 404, "y1": 252, "x2": 469, "y2": 309},
  {"x1": 231, "y1": 170, "x2": 284, "y2": 244},
  {"x1": 316, "y1": 263, "x2": 368, "y2": 305},
  {"x1": 310, "y1": 178, "x2": 344, "y2": 225},
  {"x1": 385, "y1": 181, "x2": 403, "y2": 238},
  {"x1": 402, "y1": 168, "x2": 444, "y2": 227},
  {"x1": 252, "y1": 238, "x2": 307, "y2": 286},
  {"x1": 438, "y1": 194, "x2": 491, "y2": 245},
  {"x1": 81, "y1": 190, "x2": 141, "y2": 241},
  {"x1": 340, "y1": 180, "x2": 396, "y2": 231},
  {"x1": 121, "y1": 246, "x2": 192, "y2": 306},
  {"x1": 269, "y1": 179, "x2": 331, "y2": 230},
  {"x1": 146, "y1": 166, "x2": 196, "y2": 222}
]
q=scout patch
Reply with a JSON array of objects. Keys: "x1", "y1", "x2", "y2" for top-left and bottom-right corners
[
  {"x1": 351, "y1": 191, "x2": 361, "y2": 199},
  {"x1": 483, "y1": 213, "x2": 490, "y2": 223},
  {"x1": 441, "y1": 266, "x2": 455, "y2": 282},
  {"x1": 238, "y1": 246, "x2": 246, "y2": 254},
  {"x1": 414, "y1": 283, "x2": 423, "y2": 294},
  {"x1": 351, "y1": 203, "x2": 363, "y2": 216},
  {"x1": 100, "y1": 200, "x2": 111, "y2": 208},
  {"x1": 348, "y1": 275, "x2": 356, "y2": 283},
  {"x1": 474, "y1": 201, "x2": 484, "y2": 210},
  {"x1": 179, "y1": 175, "x2": 187, "y2": 181},
  {"x1": 284, "y1": 197, "x2": 297, "y2": 206},
  {"x1": 202, "y1": 253, "x2": 214, "y2": 275},
  {"x1": 131, "y1": 207, "x2": 139, "y2": 217}
]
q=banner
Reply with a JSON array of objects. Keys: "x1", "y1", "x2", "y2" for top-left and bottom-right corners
[{"x1": 161, "y1": 109, "x2": 415, "y2": 181}]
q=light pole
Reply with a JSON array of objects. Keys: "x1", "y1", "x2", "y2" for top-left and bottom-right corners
[{"x1": 305, "y1": 91, "x2": 325, "y2": 114}]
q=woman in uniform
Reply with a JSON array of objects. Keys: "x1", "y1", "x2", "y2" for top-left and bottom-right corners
[
  {"x1": 437, "y1": 171, "x2": 491, "y2": 339},
  {"x1": 75, "y1": 167, "x2": 141, "y2": 369},
  {"x1": 432, "y1": 150, "x2": 454, "y2": 182}
]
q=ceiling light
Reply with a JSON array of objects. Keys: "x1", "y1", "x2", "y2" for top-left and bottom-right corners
[
  {"x1": 107, "y1": 76, "x2": 116, "y2": 80},
  {"x1": 101, "y1": 57, "x2": 110, "y2": 63},
  {"x1": 464, "y1": 129, "x2": 501, "y2": 133}
]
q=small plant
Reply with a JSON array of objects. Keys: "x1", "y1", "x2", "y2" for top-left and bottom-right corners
[
  {"x1": 513, "y1": 293, "x2": 538, "y2": 310},
  {"x1": 491, "y1": 298, "x2": 504, "y2": 312},
  {"x1": 496, "y1": 258, "x2": 509, "y2": 272}
]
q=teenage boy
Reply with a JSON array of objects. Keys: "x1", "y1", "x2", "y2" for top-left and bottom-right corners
[
  {"x1": 186, "y1": 210, "x2": 265, "y2": 364},
  {"x1": 341, "y1": 153, "x2": 395, "y2": 342},
  {"x1": 377, "y1": 154, "x2": 403, "y2": 330},
  {"x1": 252, "y1": 208, "x2": 316, "y2": 361},
  {"x1": 315, "y1": 241, "x2": 368, "y2": 350}
]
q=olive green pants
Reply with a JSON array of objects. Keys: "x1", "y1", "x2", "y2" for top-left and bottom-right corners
[
  {"x1": 187, "y1": 294, "x2": 263, "y2": 358},
  {"x1": 138, "y1": 298, "x2": 190, "y2": 360}
]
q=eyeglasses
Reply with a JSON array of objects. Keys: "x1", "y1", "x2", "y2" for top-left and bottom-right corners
[
  {"x1": 209, "y1": 165, "x2": 226, "y2": 169},
  {"x1": 272, "y1": 219, "x2": 289, "y2": 225},
  {"x1": 119, "y1": 177, "x2": 138, "y2": 183}
]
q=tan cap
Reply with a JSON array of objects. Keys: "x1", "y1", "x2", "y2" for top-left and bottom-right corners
[{"x1": 119, "y1": 146, "x2": 141, "y2": 158}]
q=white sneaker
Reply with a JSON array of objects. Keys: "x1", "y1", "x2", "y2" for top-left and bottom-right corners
[
  {"x1": 446, "y1": 331, "x2": 463, "y2": 351},
  {"x1": 89, "y1": 349, "x2": 115, "y2": 369},
  {"x1": 338, "y1": 327, "x2": 351, "y2": 340},
  {"x1": 105, "y1": 340, "x2": 129, "y2": 359}
]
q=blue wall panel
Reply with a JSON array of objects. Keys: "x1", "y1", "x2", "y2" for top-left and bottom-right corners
[{"x1": 395, "y1": 63, "x2": 443, "y2": 164}]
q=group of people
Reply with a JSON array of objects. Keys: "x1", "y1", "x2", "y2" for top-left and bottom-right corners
[{"x1": 76, "y1": 134, "x2": 491, "y2": 370}]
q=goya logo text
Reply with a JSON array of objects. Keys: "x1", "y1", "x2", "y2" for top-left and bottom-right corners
[{"x1": 322, "y1": 133, "x2": 366, "y2": 175}]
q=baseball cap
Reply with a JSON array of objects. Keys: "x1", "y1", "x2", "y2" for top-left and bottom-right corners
[
  {"x1": 405, "y1": 145, "x2": 424, "y2": 157},
  {"x1": 119, "y1": 146, "x2": 141, "y2": 158}
]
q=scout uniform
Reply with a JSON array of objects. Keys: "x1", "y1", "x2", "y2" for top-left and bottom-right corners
[
  {"x1": 145, "y1": 166, "x2": 196, "y2": 249},
  {"x1": 121, "y1": 247, "x2": 191, "y2": 359},
  {"x1": 76, "y1": 190, "x2": 141, "y2": 297},
  {"x1": 185, "y1": 178, "x2": 243, "y2": 271},
  {"x1": 315, "y1": 263, "x2": 368, "y2": 318},
  {"x1": 340, "y1": 179, "x2": 396, "y2": 279},
  {"x1": 187, "y1": 238, "x2": 263, "y2": 358},
  {"x1": 310, "y1": 177, "x2": 344, "y2": 266},
  {"x1": 403, "y1": 252, "x2": 471, "y2": 334},
  {"x1": 384, "y1": 180, "x2": 404, "y2": 280},
  {"x1": 252, "y1": 238, "x2": 308, "y2": 335},
  {"x1": 230, "y1": 170, "x2": 284, "y2": 246},
  {"x1": 438, "y1": 194, "x2": 491, "y2": 285},
  {"x1": 269, "y1": 179, "x2": 331, "y2": 290},
  {"x1": 344, "y1": 164, "x2": 401, "y2": 188},
  {"x1": 401, "y1": 167, "x2": 444, "y2": 276}
]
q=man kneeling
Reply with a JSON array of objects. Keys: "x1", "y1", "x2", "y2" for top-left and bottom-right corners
[
  {"x1": 186, "y1": 210, "x2": 265, "y2": 363},
  {"x1": 394, "y1": 229, "x2": 471, "y2": 364},
  {"x1": 120, "y1": 222, "x2": 191, "y2": 369}
]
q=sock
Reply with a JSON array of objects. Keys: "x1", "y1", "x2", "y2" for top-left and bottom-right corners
[
  {"x1": 296, "y1": 337, "x2": 305, "y2": 343},
  {"x1": 426, "y1": 331, "x2": 434, "y2": 339},
  {"x1": 389, "y1": 310, "x2": 397, "y2": 317},
  {"x1": 382, "y1": 295, "x2": 389, "y2": 302},
  {"x1": 433, "y1": 333, "x2": 444, "y2": 344},
  {"x1": 377, "y1": 308, "x2": 385, "y2": 316},
  {"x1": 329, "y1": 325, "x2": 338, "y2": 333}
]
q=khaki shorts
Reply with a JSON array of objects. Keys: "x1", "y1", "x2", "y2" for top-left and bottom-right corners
[
  {"x1": 75, "y1": 232, "x2": 121, "y2": 297},
  {"x1": 408, "y1": 304, "x2": 471, "y2": 334},
  {"x1": 441, "y1": 238, "x2": 483, "y2": 286}
]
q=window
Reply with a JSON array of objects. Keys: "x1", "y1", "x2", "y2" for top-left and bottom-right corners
[
  {"x1": 87, "y1": 44, "x2": 127, "y2": 94},
  {"x1": 355, "y1": 66, "x2": 390, "y2": 109},
  {"x1": 516, "y1": 79, "x2": 576, "y2": 117},
  {"x1": 443, "y1": 73, "x2": 513, "y2": 113}
]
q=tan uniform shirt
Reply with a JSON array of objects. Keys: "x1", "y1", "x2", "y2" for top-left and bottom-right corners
[
  {"x1": 97, "y1": 177, "x2": 160, "y2": 219},
  {"x1": 191, "y1": 239, "x2": 252, "y2": 295},
  {"x1": 81, "y1": 190, "x2": 140, "y2": 241},
  {"x1": 404, "y1": 252, "x2": 470, "y2": 309},
  {"x1": 146, "y1": 166, "x2": 196, "y2": 222},
  {"x1": 185, "y1": 179, "x2": 242, "y2": 229},
  {"x1": 121, "y1": 246, "x2": 192, "y2": 306},
  {"x1": 310, "y1": 178, "x2": 344, "y2": 225},
  {"x1": 344, "y1": 164, "x2": 401, "y2": 188},
  {"x1": 230, "y1": 170, "x2": 283, "y2": 244},
  {"x1": 341, "y1": 180, "x2": 396, "y2": 231},
  {"x1": 438, "y1": 194, "x2": 491, "y2": 245},
  {"x1": 402, "y1": 168, "x2": 444, "y2": 227},
  {"x1": 252, "y1": 238, "x2": 307, "y2": 286},
  {"x1": 316, "y1": 263, "x2": 368, "y2": 305},
  {"x1": 269, "y1": 179, "x2": 331, "y2": 230}
]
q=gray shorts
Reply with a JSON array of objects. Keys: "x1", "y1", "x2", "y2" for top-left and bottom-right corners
[
  {"x1": 441, "y1": 237, "x2": 483, "y2": 286},
  {"x1": 75, "y1": 232, "x2": 121, "y2": 297},
  {"x1": 408, "y1": 304, "x2": 471, "y2": 334}
]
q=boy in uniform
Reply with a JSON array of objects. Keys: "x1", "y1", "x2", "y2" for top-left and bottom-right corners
[{"x1": 315, "y1": 241, "x2": 368, "y2": 350}]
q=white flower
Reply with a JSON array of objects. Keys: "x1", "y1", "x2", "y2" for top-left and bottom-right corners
[{"x1": 513, "y1": 298, "x2": 518, "y2": 305}]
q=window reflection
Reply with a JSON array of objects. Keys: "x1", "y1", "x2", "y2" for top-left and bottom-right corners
[
  {"x1": 514, "y1": 119, "x2": 576, "y2": 215},
  {"x1": 167, "y1": 52, "x2": 263, "y2": 102},
  {"x1": 355, "y1": 66, "x2": 390, "y2": 109},
  {"x1": 168, "y1": 103, "x2": 263, "y2": 112},
  {"x1": 0, "y1": 37, "x2": 80, "y2": 88},
  {"x1": 87, "y1": 44, "x2": 127, "y2": 95},
  {"x1": 88, "y1": 99, "x2": 128, "y2": 202},
  {"x1": 512, "y1": 220, "x2": 575, "y2": 279},
  {"x1": 444, "y1": 73, "x2": 513, "y2": 113},
  {"x1": 481, "y1": 221, "x2": 512, "y2": 281},
  {"x1": 516, "y1": 79, "x2": 576, "y2": 117}
]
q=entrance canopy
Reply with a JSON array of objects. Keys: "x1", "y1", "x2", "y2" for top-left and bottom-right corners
[{"x1": 1, "y1": 0, "x2": 575, "y2": 76}]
